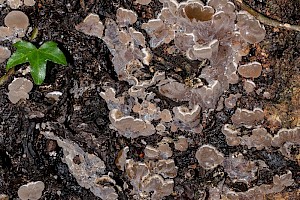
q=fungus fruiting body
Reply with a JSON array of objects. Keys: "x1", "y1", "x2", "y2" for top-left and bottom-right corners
[{"x1": 73, "y1": 0, "x2": 298, "y2": 199}]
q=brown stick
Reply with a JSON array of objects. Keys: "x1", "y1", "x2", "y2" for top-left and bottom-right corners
[{"x1": 234, "y1": 0, "x2": 300, "y2": 32}]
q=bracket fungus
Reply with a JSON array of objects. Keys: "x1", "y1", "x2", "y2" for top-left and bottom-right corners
[
  {"x1": 231, "y1": 108, "x2": 264, "y2": 128},
  {"x1": 174, "y1": 136, "x2": 188, "y2": 151},
  {"x1": 195, "y1": 144, "x2": 224, "y2": 170},
  {"x1": 7, "y1": 0, "x2": 23, "y2": 9},
  {"x1": 136, "y1": 0, "x2": 151, "y2": 5},
  {"x1": 0, "y1": 46, "x2": 11, "y2": 63},
  {"x1": 67, "y1": 0, "x2": 298, "y2": 198},
  {"x1": 183, "y1": 1, "x2": 214, "y2": 22},
  {"x1": 24, "y1": 0, "x2": 35, "y2": 6},
  {"x1": 116, "y1": 8, "x2": 138, "y2": 27},
  {"x1": 4, "y1": 11, "x2": 29, "y2": 38},
  {"x1": 224, "y1": 93, "x2": 241, "y2": 109},
  {"x1": 224, "y1": 153, "x2": 258, "y2": 184},
  {"x1": 7, "y1": 78, "x2": 33, "y2": 104},
  {"x1": 238, "y1": 62, "x2": 262, "y2": 78},
  {"x1": 236, "y1": 11, "x2": 266, "y2": 44},
  {"x1": 243, "y1": 79, "x2": 256, "y2": 93},
  {"x1": 125, "y1": 158, "x2": 177, "y2": 199},
  {"x1": 109, "y1": 109, "x2": 156, "y2": 138},
  {"x1": 75, "y1": 13, "x2": 104, "y2": 38},
  {"x1": 18, "y1": 181, "x2": 45, "y2": 200},
  {"x1": 41, "y1": 131, "x2": 118, "y2": 200},
  {"x1": 0, "y1": 26, "x2": 14, "y2": 41}
]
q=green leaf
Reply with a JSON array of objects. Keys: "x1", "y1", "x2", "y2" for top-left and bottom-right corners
[
  {"x1": 6, "y1": 40, "x2": 67, "y2": 85},
  {"x1": 6, "y1": 41, "x2": 37, "y2": 69},
  {"x1": 39, "y1": 41, "x2": 67, "y2": 65}
]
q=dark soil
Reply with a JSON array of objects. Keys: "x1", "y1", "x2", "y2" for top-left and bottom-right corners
[{"x1": 0, "y1": 0, "x2": 299, "y2": 199}]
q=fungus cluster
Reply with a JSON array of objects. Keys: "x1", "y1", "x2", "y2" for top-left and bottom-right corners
[
  {"x1": 0, "y1": 46, "x2": 11, "y2": 63},
  {"x1": 74, "y1": 0, "x2": 298, "y2": 199},
  {"x1": 221, "y1": 170, "x2": 294, "y2": 199},
  {"x1": 195, "y1": 144, "x2": 224, "y2": 170},
  {"x1": 17, "y1": 181, "x2": 45, "y2": 200},
  {"x1": 7, "y1": 78, "x2": 33, "y2": 104},
  {"x1": 0, "y1": 10, "x2": 29, "y2": 41},
  {"x1": 0, "y1": 0, "x2": 35, "y2": 8},
  {"x1": 223, "y1": 153, "x2": 258, "y2": 184},
  {"x1": 40, "y1": 128, "x2": 118, "y2": 200},
  {"x1": 222, "y1": 124, "x2": 300, "y2": 161}
]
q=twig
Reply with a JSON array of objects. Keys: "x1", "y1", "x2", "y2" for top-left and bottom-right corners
[
  {"x1": 0, "y1": 68, "x2": 15, "y2": 86},
  {"x1": 234, "y1": 0, "x2": 300, "y2": 32}
]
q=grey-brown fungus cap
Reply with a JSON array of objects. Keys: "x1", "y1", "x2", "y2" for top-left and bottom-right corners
[
  {"x1": 238, "y1": 62, "x2": 262, "y2": 78},
  {"x1": 174, "y1": 136, "x2": 188, "y2": 152},
  {"x1": 4, "y1": 11, "x2": 29, "y2": 30},
  {"x1": 184, "y1": 1, "x2": 214, "y2": 21},
  {"x1": 173, "y1": 105, "x2": 201, "y2": 124},
  {"x1": 0, "y1": 26, "x2": 14, "y2": 40},
  {"x1": 195, "y1": 144, "x2": 224, "y2": 170},
  {"x1": 75, "y1": 13, "x2": 104, "y2": 38},
  {"x1": 24, "y1": 0, "x2": 35, "y2": 6},
  {"x1": 237, "y1": 11, "x2": 266, "y2": 44},
  {"x1": 136, "y1": 0, "x2": 151, "y2": 5},
  {"x1": 8, "y1": 78, "x2": 33, "y2": 104},
  {"x1": 18, "y1": 181, "x2": 45, "y2": 200},
  {"x1": 0, "y1": 46, "x2": 11, "y2": 63},
  {"x1": 7, "y1": 0, "x2": 23, "y2": 9},
  {"x1": 231, "y1": 108, "x2": 264, "y2": 127},
  {"x1": 116, "y1": 8, "x2": 138, "y2": 27},
  {"x1": 243, "y1": 79, "x2": 256, "y2": 93}
]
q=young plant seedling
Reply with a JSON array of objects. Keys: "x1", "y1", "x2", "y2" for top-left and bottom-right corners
[{"x1": 6, "y1": 40, "x2": 67, "y2": 85}]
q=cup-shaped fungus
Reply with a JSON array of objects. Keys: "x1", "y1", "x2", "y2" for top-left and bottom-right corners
[
  {"x1": 174, "y1": 136, "x2": 188, "y2": 151},
  {"x1": 173, "y1": 105, "x2": 201, "y2": 124},
  {"x1": 157, "y1": 142, "x2": 173, "y2": 159},
  {"x1": 272, "y1": 170, "x2": 294, "y2": 193},
  {"x1": 236, "y1": 11, "x2": 266, "y2": 44},
  {"x1": 241, "y1": 128, "x2": 272, "y2": 150},
  {"x1": 24, "y1": 0, "x2": 35, "y2": 6},
  {"x1": 0, "y1": 26, "x2": 14, "y2": 40},
  {"x1": 116, "y1": 8, "x2": 138, "y2": 27},
  {"x1": 7, "y1": 0, "x2": 22, "y2": 9},
  {"x1": 4, "y1": 11, "x2": 29, "y2": 37},
  {"x1": 109, "y1": 109, "x2": 156, "y2": 138},
  {"x1": 159, "y1": 109, "x2": 173, "y2": 123},
  {"x1": 0, "y1": 46, "x2": 11, "y2": 63},
  {"x1": 45, "y1": 91, "x2": 63, "y2": 101},
  {"x1": 136, "y1": 0, "x2": 151, "y2": 5},
  {"x1": 75, "y1": 13, "x2": 104, "y2": 38},
  {"x1": 144, "y1": 145, "x2": 160, "y2": 159},
  {"x1": 155, "y1": 159, "x2": 178, "y2": 178},
  {"x1": 141, "y1": 19, "x2": 175, "y2": 48},
  {"x1": 142, "y1": 175, "x2": 174, "y2": 200},
  {"x1": 191, "y1": 39, "x2": 219, "y2": 60},
  {"x1": 195, "y1": 144, "x2": 224, "y2": 170},
  {"x1": 7, "y1": 78, "x2": 33, "y2": 104},
  {"x1": 224, "y1": 153, "x2": 258, "y2": 184},
  {"x1": 238, "y1": 62, "x2": 262, "y2": 78},
  {"x1": 17, "y1": 181, "x2": 45, "y2": 200},
  {"x1": 222, "y1": 124, "x2": 241, "y2": 146},
  {"x1": 115, "y1": 146, "x2": 129, "y2": 171},
  {"x1": 224, "y1": 93, "x2": 242, "y2": 109},
  {"x1": 231, "y1": 108, "x2": 264, "y2": 128},
  {"x1": 243, "y1": 79, "x2": 256, "y2": 93},
  {"x1": 183, "y1": 1, "x2": 214, "y2": 21}
]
